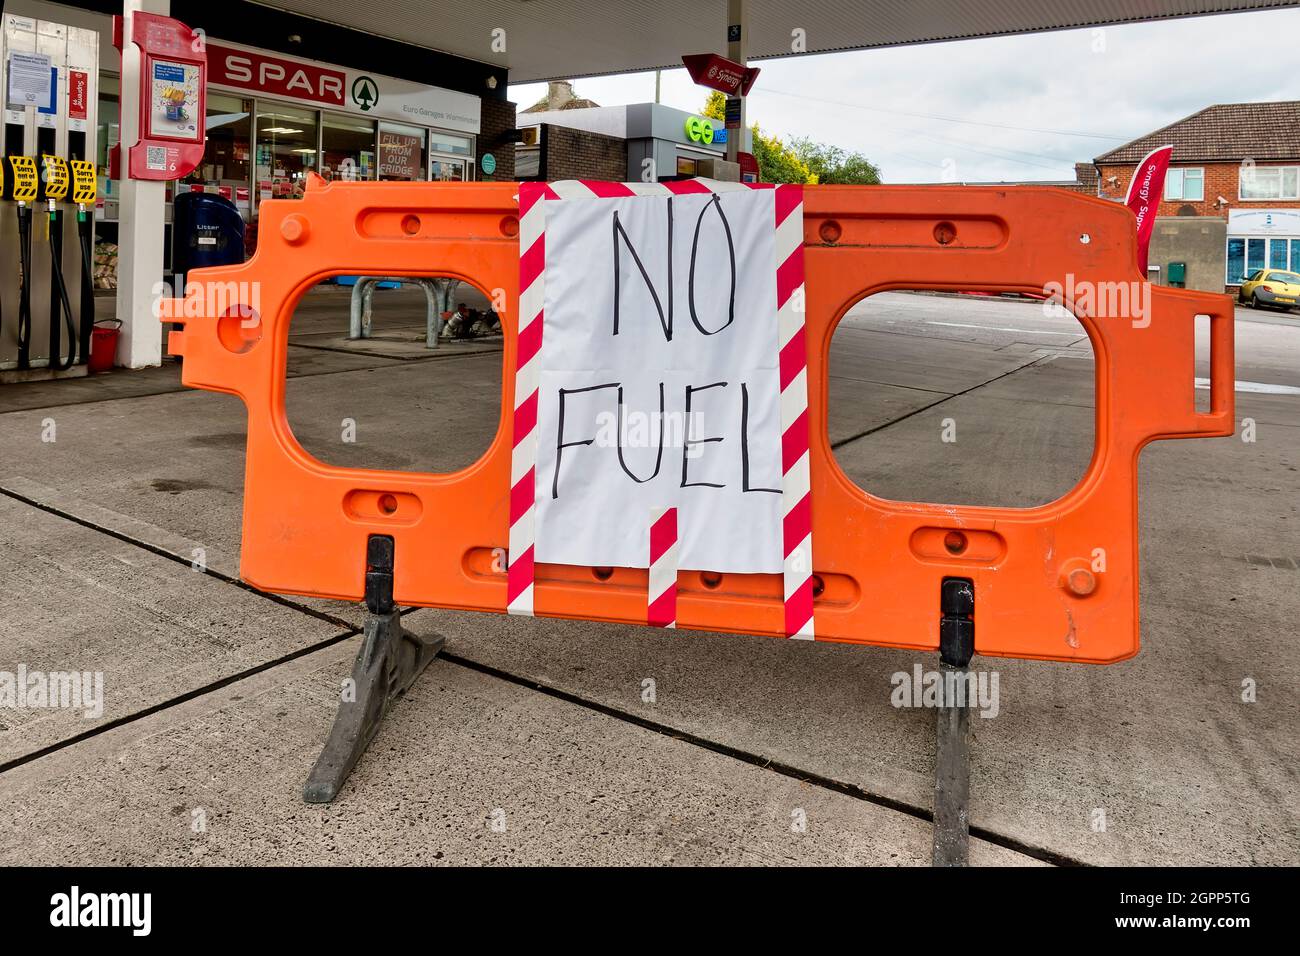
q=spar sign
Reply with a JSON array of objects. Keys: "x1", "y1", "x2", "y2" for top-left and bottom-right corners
[{"x1": 509, "y1": 180, "x2": 815, "y2": 637}]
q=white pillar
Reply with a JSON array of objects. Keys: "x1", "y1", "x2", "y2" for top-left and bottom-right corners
[
  {"x1": 725, "y1": 0, "x2": 747, "y2": 165},
  {"x1": 114, "y1": 0, "x2": 170, "y2": 368}
]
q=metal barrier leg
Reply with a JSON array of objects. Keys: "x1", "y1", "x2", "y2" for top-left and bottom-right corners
[
  {"x1": 419, "y1": 279, "x2": 442, "y2": 350},
  {"x1": 303, "y1": 535, "x2": 443, "y2": 803},
  {"x1": 932, "y1": 577, "x2": 975, "y2": 866},
  {"x1": 360, "y1": 280, "x2": 377, "y2": 339},
  {"x1": 348, "y1": 278, "x2": 367, "y2": 339}
]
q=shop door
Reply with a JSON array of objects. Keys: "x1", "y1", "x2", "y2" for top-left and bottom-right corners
[{"x1": 430, "y1": 156, "x2": 469, "y2": 181}]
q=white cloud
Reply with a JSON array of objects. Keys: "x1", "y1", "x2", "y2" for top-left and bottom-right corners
[{"x1": 511, "y1": 9, "x2": 1300, "y2": 183}]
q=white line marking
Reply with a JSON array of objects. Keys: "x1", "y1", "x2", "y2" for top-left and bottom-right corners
[
  {"x1": 1194, "y1": 378, "x2": 1300, "y2": 395},
  {"x1": 925, "y1": 321, "x2": 1078, "y2": 336}
]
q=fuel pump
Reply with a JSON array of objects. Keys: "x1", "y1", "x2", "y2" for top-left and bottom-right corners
[
  {"x1": 1, "y1": 14, "x2": 99, "y2": 379},
  {"x1": 41, "y1": 153, "x2": 77, "y2": 369},
  {"x1": 2, "y1": 155, "x2": 39, "y2": 369},
  {"x1": 71, "y1": 160, "x2": 98, "y2": 363}
]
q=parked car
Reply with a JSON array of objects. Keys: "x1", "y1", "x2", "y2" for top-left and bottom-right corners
[{"x1": 1239, "y1": 269, "x2": 1300, "y2": 311}]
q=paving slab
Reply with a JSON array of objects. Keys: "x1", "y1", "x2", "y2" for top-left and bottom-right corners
[
  {"x1": 0, "y1": 637, "x2": 1037, "y2": 866},
  {"x1": 0, "y1": 495, "x2": 349, "y2": 764}
]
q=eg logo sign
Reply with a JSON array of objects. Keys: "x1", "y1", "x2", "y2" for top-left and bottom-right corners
[
  {"x1": 351, "y1": 75, "x2": 379, "y2": 112},
  {"x1": 684, "y1": 115, "x2": 715, "y2": 145}
]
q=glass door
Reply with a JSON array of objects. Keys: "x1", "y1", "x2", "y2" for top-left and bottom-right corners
[
  {"x1": 429, "y1": 156, "x2": 469, "y2": 181},
  {"x1": 253, "y1": 104, "x2": 319, "y2": 218}
]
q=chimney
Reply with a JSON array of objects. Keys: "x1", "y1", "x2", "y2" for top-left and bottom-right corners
[{"x1": 547, "y1": 80, "x2": 575, "y2": 110}]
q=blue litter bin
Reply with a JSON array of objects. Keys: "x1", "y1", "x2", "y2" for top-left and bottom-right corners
[{"x1": 172, "y1": 192, "x2": 246, "y2": 293}]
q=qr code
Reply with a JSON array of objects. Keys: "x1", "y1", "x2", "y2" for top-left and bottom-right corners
[{"x1": 146, "y1": 146, "x2": 167, "y2": 170}]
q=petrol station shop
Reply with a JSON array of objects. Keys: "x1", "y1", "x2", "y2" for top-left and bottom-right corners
[{"x1": 3, "y1": 0, "x2": 516, "y2": 376}]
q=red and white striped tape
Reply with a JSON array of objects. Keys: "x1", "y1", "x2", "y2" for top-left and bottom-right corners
[
  {"x1": 774, "y1": 184, "x2": 815, "y2": 640},
  {"x1": 508, "y1": 178, "x2": 814, "y2": 639},
  {"x1": 648, "y1": 507, "x2": 679, "y2": 628}
]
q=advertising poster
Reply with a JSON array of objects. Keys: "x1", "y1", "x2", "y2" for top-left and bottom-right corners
[{"x1": 148, "y1": 59, "x2": 201, "y2": 140}]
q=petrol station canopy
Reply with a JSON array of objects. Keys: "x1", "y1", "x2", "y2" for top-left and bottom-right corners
[{"x1": 253, "y1": 0, "x2": 1296, "y2": 81}]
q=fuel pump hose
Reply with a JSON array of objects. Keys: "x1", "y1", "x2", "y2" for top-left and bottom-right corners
[
  {"x1": 47, "y1": 207, "x2": 78, "y2": 370},
  {"x1": 15, "y1": 205, "x2": 34, "y2": 369}
]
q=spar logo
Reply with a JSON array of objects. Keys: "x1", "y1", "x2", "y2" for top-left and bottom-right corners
[{"x1": 351, "y1": 75, "x2": 379, "y2": 112}]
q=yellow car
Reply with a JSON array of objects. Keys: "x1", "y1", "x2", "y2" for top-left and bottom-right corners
[{"x1": 1239, "y1": 268, "x2": 1300, "y2": 311}]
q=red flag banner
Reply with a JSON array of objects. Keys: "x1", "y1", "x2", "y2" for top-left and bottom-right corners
[
  {"x1": 1124, "y1": 144, "x2": 1173, "y2": 275},
  {"x1": 681, "y1": 53, "x2": 760, "y2": 96}
]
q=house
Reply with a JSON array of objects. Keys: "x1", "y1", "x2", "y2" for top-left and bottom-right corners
[{"x1": 1092, "y1": 101, "x2": 1300, "y2": 292}]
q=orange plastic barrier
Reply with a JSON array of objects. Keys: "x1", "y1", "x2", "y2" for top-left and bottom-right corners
[{"x1": 164, "y1": 177, "x2": 1234, "y2": 663}]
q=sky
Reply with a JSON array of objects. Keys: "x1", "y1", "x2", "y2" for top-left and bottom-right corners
[{"x1": 509, "y1": 8, "x2": 1300, "y2": 184}]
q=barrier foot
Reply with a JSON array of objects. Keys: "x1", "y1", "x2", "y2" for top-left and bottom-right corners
[
  {"x1": 932, "y1": 577, "x2": 975, "y2": 867},
  {"x1": 303, "y1": 536, "x2": 443, "y2": 804}
]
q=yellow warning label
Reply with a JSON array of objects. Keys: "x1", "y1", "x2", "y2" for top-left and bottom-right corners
[
  {"x1": 42, "y1": 155, "x2": 70, "y2": 201},
  {"x1": 8, "y1": 156, "x2": 38, "y2": 202},
  {"x1": 70, "y1": 160, "x2": 97, "y2": 205}
]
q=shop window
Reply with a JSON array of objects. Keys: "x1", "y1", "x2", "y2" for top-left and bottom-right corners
[
  {"x1": 1164, "y1": 167, "x2": 1204, "y2": 202},
  {"x1": 1226, "y1": 238, "x2": 1246, "y2": 285},
  {"x1": 321, "y1": 112, "x2": 376, "y2": 182},
  {"x1": 1270, "y1": 238, "x2": 1290, "y2": 270},
  {"x1": 1248, "y1": 237, "x2": 1266, "y2": 276},
  {"x1": 378, "y1": 122, "x2": 427, "y2": 181},
  {"x1": 429, "y1": 132, "x2": 472, "y2": 156},
  {"x1": 180, "y1": 93, "x2": 252, "y2": 214},
  {"x1": 254, "y1": 105, "x2": 318, "y2": 216},
  {"x1": 97, "y1": 74, "x2": 120, "y2": 174}
]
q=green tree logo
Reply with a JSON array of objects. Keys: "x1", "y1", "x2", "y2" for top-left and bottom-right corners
[{"x1": 351, "y1": 76, "x2": 378, "y2": 112}]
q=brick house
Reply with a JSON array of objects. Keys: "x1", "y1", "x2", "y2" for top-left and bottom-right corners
[{"x1": 1092, "y1": 101, "x2": 1300, "y2": 292}]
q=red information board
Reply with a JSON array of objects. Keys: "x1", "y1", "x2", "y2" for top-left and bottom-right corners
[{"x1": 112, "y1": 12, "x2": 207, "y2": 181}]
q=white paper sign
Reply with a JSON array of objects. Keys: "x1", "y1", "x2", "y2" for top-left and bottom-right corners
[
  {"x1": 534, "y1": 188, "x2": 785, "y2": 573},
  {"x1": 5, "y1": 51, "x2": 52, "y2": 108}
]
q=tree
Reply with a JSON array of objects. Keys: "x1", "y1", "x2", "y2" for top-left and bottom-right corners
[
  {"x1": 751, "y1": 126, "x2": 816, "y2": 185},
  {"x1": 702, "y1": 90, "x2": 726, "y2": 120},
  {"x1": 789, "y1": 138, "x2": 881, "y2": 185},
  {"x1": 701, "y1": 93, "x2": 813, "y2": 184},
  {"x1": 699, "y1": 94, "x2": 879, "y2": 185}
]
